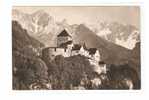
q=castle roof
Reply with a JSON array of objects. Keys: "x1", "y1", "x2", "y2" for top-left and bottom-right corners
[
  {"x1": 88, "y1": 48, "x2": 98, "y2": 55},
  {"x1": 99, "y1": 61, "x2": 106, "y2": 65},
  {"x1": 57, "y1": 29, "x2": 71, "y2": 37},
  {"x1": 72, "y1": 44, "x2": 82, "y2": 51}
]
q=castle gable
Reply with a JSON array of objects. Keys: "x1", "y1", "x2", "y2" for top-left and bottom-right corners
[
  {"x1": 57, "y1": 29, "x2": 72, "y2": 47},
  {"x1": 57, "y1": 29, "x2": 71, "y2": 37}
]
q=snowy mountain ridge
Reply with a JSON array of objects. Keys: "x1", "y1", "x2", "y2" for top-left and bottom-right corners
[{"x1": 12, "y1": 9, "x2": 140, "y2": 49}]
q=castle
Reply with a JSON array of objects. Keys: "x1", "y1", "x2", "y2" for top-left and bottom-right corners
[{"x1": 42, "y1": 29, "x2": 107, "y2": 74}]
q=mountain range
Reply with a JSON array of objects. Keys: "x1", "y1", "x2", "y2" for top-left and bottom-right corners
[
  {"x1": 87, "y1": 21, "x2": 140, "y2": 49},
  {"x1": 12, "y1": 9, "x2": 140, "y2": 49}
]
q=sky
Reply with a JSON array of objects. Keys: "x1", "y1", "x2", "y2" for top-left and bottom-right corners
[{"x1": 13, "y1": 6, "x2": 140, "y2": 28}]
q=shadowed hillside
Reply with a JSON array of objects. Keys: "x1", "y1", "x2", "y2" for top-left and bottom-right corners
[
  {"x1": 12, "y1": 21, "x2": 48, "y2": 90},
  {"x1": 74, "y1": 24, "x2": 132, "y2": 65}
]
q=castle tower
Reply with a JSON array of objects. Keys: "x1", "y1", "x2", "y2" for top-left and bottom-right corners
[{"x1": 57, "y1": 29, "x2": 72, "y2": 47}]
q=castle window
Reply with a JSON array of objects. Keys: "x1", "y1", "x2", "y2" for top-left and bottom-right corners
[
  {"x1": 54, "y1": 48, "x2": 56, "y2": 51},
  {"x1": 64, "y1": 48, "x2": 67, "y2": 52}
]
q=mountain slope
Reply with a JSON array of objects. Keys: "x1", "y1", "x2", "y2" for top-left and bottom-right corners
[
  {"x1": 12, "y1": 9, "x2": 71, "y2": 46},
  {"x1": 12, "y1": 20, "x2": 49, "y2": 90},
  {"x1": 12, "y1": 20, "x2": 44, "y2": 51},
  {"x1": 74, "y1": 24, "x2": 132, "y2": 65},
  {"x1": 87, "y1": 22, "x2": 140, "y2": 49},
  {"x1": 129, "y1": 42, "x2": 141, "y2": 77},
  {"x1": 74, "y1": 24, "x2": 140, "y2": 78}
]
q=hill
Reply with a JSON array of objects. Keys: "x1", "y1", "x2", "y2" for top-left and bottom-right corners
[
  {"x1": 74, "y1": 24, "x2": 132, "y2": 65},
  {"x1": 12, "y1": 21, "x2": 48, "y2": 90}
]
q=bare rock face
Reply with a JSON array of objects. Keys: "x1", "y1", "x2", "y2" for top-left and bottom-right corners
[{"x1": 87, "y1": 21, "x2": 140, "y2": 49}]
